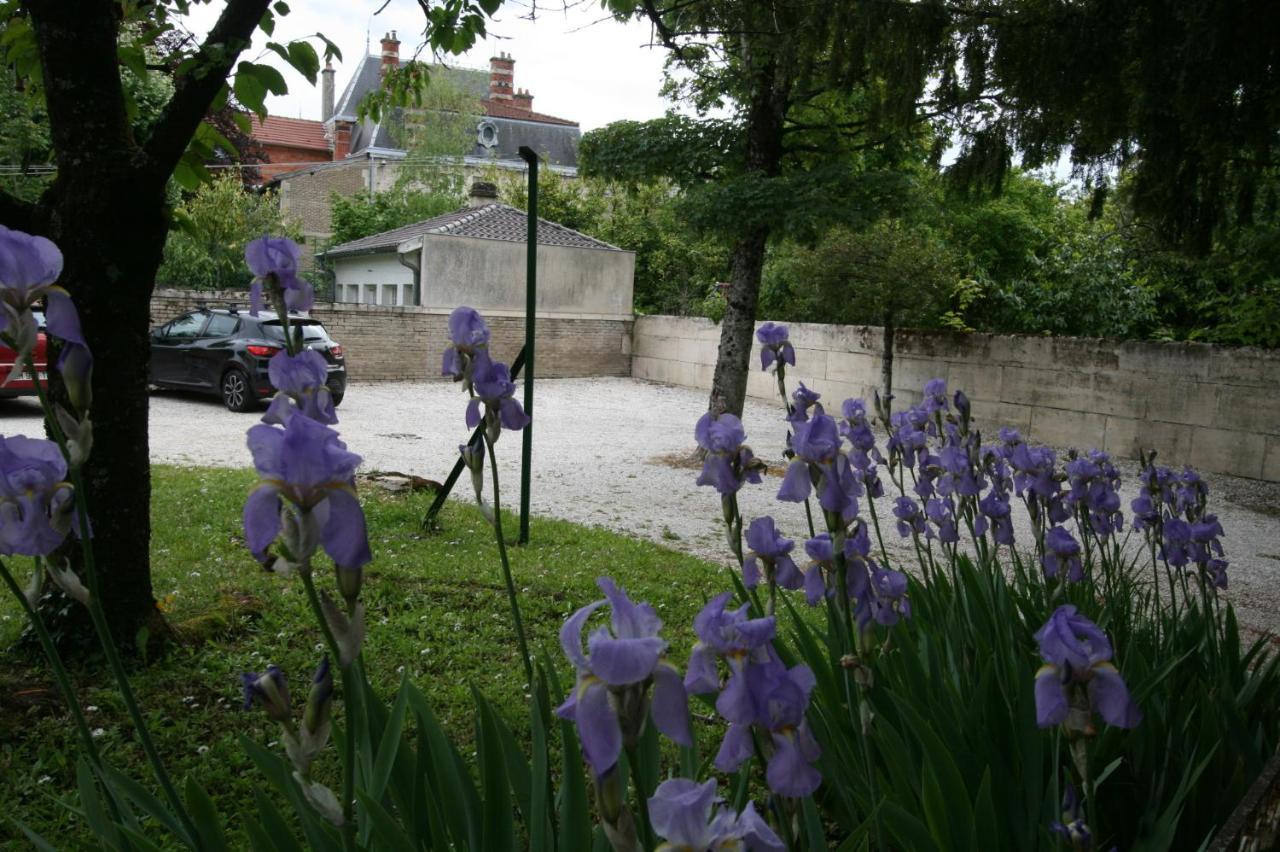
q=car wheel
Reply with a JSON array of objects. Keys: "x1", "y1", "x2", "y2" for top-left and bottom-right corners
[
  {"x1": 221, "y1": 368, "x2": 254, "y2": 412},
  {"x1": 332, "y1": 392, "x2": 344, "y2": 407}
]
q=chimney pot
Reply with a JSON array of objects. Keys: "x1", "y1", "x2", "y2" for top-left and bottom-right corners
[
  {"x1": 321, "y1": 63, "x2": 335, "y2": 121},
  {"x1": 380, "y1": 31, "x2": 401, "y2": 78},
  {"x1": 468, "y1": 180, "x2": 499, "y2": 207}
]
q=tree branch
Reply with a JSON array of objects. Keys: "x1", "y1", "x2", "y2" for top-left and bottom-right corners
[{"x1": 142, "y1": 0, "x2": 272, "y2": 182}]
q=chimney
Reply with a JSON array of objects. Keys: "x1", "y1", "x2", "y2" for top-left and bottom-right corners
[
  {"x1": 321, "y1": 61, "x2": 335, "y2": 121},
  {"x1": 469, "y1": 180, "x2": 499, "y2": 207},
  {"x1": 512, "y1": 88, "x2": 533, "y2": 112},
  {"x1": 380, "y1": 30, "x2": 400, "y2": 78},
  {"x1": 489, "y1": 52, "x2": 514, "y2": 101}
]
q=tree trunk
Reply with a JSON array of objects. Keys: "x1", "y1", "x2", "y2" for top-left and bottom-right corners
[
  {"x1": 881, "y1": 310, "x2": 895, "y2": 419},
  {"x1": 22, "y1": 0, "x2": 271, "y2": 650},
  {"x1": 706, "y1": 37, "x2": 788, "y2": 420},
  {"x1": 708, "y1": 226, "x2": 769, "y2": 418}
]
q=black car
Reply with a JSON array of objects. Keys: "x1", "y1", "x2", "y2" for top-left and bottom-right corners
[{"x1": 150, "y1": 307, "x2": 346, "y2": 411}]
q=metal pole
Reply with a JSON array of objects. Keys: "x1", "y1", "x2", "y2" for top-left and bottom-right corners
[{"x1": 518, "y1": 146, "x2": 538, "y2": 545}]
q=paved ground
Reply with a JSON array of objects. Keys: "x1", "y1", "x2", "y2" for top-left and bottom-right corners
[{"x1": 2, "y1": 377, "x2": 1277, "y2": 632}]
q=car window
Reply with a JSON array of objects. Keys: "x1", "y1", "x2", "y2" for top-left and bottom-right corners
[
  {"x1": 165, "y1": 313, "x2": 208, "y2": 340},
  {"x1": 263, "y1": 321, "x2": 328, "y2": 343},
  {"x1": 203, "y1": 314, "x2": 239, "y2": 337}
]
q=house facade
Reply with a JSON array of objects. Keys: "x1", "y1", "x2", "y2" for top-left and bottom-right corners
[{"x1": 249, "y1": 34, "x2": 581, "y2": 249}]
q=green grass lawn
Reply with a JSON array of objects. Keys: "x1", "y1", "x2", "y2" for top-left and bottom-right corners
[{"x1": 0, "y1": 464, "x2": 731, "y2": 845}]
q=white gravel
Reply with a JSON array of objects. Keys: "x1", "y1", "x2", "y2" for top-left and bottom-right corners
[{"x1": 3, "y1": 377, "x2": 1277, "y2": 632}]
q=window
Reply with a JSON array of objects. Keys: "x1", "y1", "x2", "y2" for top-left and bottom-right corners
[
  {"x1": 204, "y1": 314, "x2": 239, "y2": 337},
  {"x1": 165, "y1": 313, "x2": 207, "y2": 340},
  {"x1": 364, "y1": 284, "x2": 377, "y2": 305},
  {"x1": 382, "y1": 284, "x2": 398, "y2": 306},
  {"x1": 344, "y1": 284, "x2": 360, "y2": 303},
  {"x1": 263, "y1": 321, "x2": 328, "y2": 343},
  {"x1": 476, "y1": 120, "x2": 498, "y2": 149}
]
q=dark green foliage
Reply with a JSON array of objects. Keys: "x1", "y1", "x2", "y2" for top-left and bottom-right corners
[
  {"x1": 328, "y1": 187, "x2": 463, "y2": 247},
  {"x1": 156, "y1": 175, "x2": 300, "y2": 290}
]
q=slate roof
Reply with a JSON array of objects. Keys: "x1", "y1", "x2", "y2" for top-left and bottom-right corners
[
  {"x1": 330, "y1": 56, "x2": 580, "y2": 167},
  {"x1": 252, "y1": 115, "x2": 329, "y2": 151},
  {"x1": 323, "y1": 203, "x2": 625, "y2": 257}
]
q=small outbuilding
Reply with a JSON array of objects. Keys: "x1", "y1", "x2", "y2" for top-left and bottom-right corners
[
  {"x1": 316, "y1": 181, "x2": 636, "y2": 381},
  {"x1": 322, "y1": 182, "x2": 634, "y2": 318}
]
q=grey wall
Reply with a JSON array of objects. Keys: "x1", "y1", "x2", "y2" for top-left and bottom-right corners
[
  {"x1": 419, "y1": 234, "x2": 634, "y2": 318},
  {"x1": 632, "y1": 315, "x2": 1280, "y2": 482},
  {"x1": 149, "y1": 289, "x2": 633, "y2": 384}
]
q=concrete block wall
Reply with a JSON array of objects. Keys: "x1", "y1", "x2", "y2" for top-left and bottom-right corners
[
  {"x1": 150, "y1": 289, "x2": 632, "y2": 383},
  {"x1": 632, "y1": 315, "x2": 1280, "y2": 482}
]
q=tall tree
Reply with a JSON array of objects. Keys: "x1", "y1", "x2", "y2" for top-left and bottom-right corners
[
  {"x1": 0, "y1": 0, "x2": 495, "y2": 647},
  {"x1": 583, "y1": 0, "x2": 1280, "y2": 420},
  {"x1": 586, "y1": 0, "x2": 941, "y2": 418}
]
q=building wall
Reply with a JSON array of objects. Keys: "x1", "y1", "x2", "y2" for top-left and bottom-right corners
[
  {"x1": 331, "y1": 254, "x2": 415, "y2": 306},
  {"x1": 277, "y1": 160, "x2": 372, "y2": 240},
  {"x1": 258, "y1": 144, "x2": 332, "y2": 181},
  {"x1": 631, "y1": 315, "x2": 1280, "y2": 482},
  {"x1": 419, "y1": 235, "x2": 634, "y2": 319},
  {"x1": 149, "y1": 289, "x2": 633, "y2": 383}
]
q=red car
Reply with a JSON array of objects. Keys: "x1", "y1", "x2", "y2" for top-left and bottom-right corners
[{"x1": 0, "y1": 312, "x2": 49, "y2": 398}]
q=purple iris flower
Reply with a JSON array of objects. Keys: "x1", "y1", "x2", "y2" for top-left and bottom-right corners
[
  {"x1": 839, "y1": 398, "x2": 881, "y2": 468},
  {"x1": 246, "y1": 236, "x2": 313, "y2": 316},
  {"x1": 1049, "y1": 784, "x2": 1093, "y2": 850},
  {"x1": 756, "y1": 322, "x2": 794, "y2": 372},
  {"x1": 1034, "y1": 605, "x2": 1141, "y2": 730},
  {"x1": 801, "y1": 530, "x2": 872, "y2": 606},
  {"x1": 441, "y1": 306, "x2": 491, "y2": 381},
  {"x1": 1042, "y1": 526, "x2": 1084, "y2": 582},
  {"x1": 743, "y1": 516, "x2": 803, "y2": 590},
  {"x1": 262, "y1": 350, "x2": 338, "y2": 426},
  {"x1": 243, "y1": 415, "x2": 371, "y2": 572},
  {"x1": 868, "y1": 566, "x2": 911, "y2": 627},
  {"x1": 892, "y1": 497, "x2": 926, "y2": 539},
  {"x1": 557, "y1": 577, "x2": 691, "y2": 777},
  {"x1": 887, "y1": 408, "x2": 929, "y2": 469},
  {"x1": 979, "y1": 490, "x2": 1015, "y2": 545},
  {"x1": 937, "y1": 444, "x2": 983, "y2": 499},
  {"x1": 925, "y1": 498, "x2": 960, "y2": 544},
  {"x1": 0, "y1": 226, "x2": 92, "y2": 384},
  {"x1": 778, "y1": 413, "x2": 861, "y2": 523},
  {"x1": 648, "y1": 778, "x2": 783, "y2": 852},
  {"x1": 0, "y1": 435, "x2": 76, "y2": 557},
  {"x1": 1175, "y1": 468, "x2": 1208, "y2": 517},
  {"x1": 1066, "y1": 451, "x2": 1123, "y2": 536},
  {"x1": 715, "y1": 657, "x2": 822, "y2": 798},
  {"x1": 786, "y1": 382, "x2": 822, "y2": 423},
  {"x1": 241, "y1": 664, "x2": 291, "y2": 723},
  {"x1": 1160, "y1": 518, "x2": 1193, "y2": 568},
  {"x1": 465, "y1": 353, "x2": 530, "y2": 439},
  {"x1": 684, "y1": 592, "x2": 777, "y2": 722},
  {"x1": 695, "y1": 412, "x2": 764, "y2": 495},
  {"x1": 921, "y1": 378, "x2": 948, "y2": 415}
]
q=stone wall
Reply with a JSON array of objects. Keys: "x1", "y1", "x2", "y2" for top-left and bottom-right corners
[
  {"x1": 631, "y1": 315, "x2": 1280, "y2": 482},
  {"x1": 150, "y1": 289, "x2": 633, "y2": 383}
]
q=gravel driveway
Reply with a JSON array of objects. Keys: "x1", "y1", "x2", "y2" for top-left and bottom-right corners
[{"x1": 2, "y1": 377, "x2": 1277, "y2": 632}]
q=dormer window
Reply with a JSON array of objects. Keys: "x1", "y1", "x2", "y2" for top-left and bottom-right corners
[{"x1": 477, "y1": 120, "x2": 499, "y2": 149}]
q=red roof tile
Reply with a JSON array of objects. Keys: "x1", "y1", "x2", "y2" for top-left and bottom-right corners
[
  {"x1": 482, "y1": 100, "x2": 578, "y2": 127},
  {"x1": 251, "y1": 115, "x2": 330, "y2": 152}
]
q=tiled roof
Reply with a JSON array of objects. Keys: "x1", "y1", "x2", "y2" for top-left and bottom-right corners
[
  {"x1": 324, "y1": 203, "x2": 624, "y2": 257},
  {"x1": 483, "y1": 100, "x2": 578, "y2": 127},
  {"x1": 252, "y1": 115, "x2": 329, "y2": 151}
]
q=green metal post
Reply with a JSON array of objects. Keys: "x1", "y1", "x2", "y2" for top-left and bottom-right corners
[{"x1": 518, "y1": 146, "x2": 538, "y2": 545}]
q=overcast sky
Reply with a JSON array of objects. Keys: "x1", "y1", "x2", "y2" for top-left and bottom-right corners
[{"x1": 181, "y1": 0, "x2": 673, "y2": 130}]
